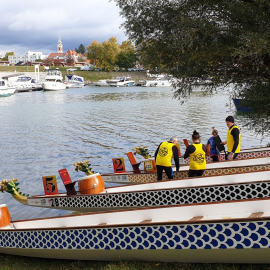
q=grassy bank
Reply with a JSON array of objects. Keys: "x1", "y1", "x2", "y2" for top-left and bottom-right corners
[
  {"x1": 0, "y1": 254, "x2": 268, "y2": 270},
  {"x1": 0, "y1": 66, "x2": 147, "y2": 83}
]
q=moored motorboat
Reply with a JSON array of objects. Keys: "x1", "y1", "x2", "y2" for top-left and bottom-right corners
[
  {"x1": 64, "y1": 74, "x2": 85, "y2": 87},
  {"x1": 1, "y1": 198, "x2": 270, "y2": 262},
  {"x1": 0, "y1": 79, "x2": 16, "y2": 97},
  {"x1": 42, "y1": 69, "x2": 66, "y2": 91},
  {"x1": 94, "y1": 79, "x2": 109, "y2": 87},
  {"x1": 11, "y1": 76, "x2": 40, "y2": 92},
  {"x1": 108, "y1": 76, "x2": 135, "y2": 87},
  {"x1": 233, "y1": 98, "x2": 251, "y2": 112},
  {"x1": 1, "y1": 170, "x2": 270, "y2": 213}
]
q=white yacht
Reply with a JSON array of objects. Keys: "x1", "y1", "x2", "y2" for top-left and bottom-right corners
[
  {"x1": 108, "y1": 76, "x2": 135, "y2": 87},
  {"x1": 0, "y1": 79, "x2": 16, "y2": 97},
  {"x1": 12, "y1": 76, "x2": 40, "y2": 92},
  {"x1": 94, "y1": 80, "x2": 109, "y2": 87},
  {"x1": 42, "y1": 69, "x2": 66, "y2": 91},
  {"x1": 143, "y1": 74, "x2": 174, "y2": 87},
  {"x1": 106, "y1": 77, "x2": 121, "y2": 85}
]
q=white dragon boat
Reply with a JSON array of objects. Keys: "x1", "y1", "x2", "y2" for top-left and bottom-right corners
[
  {"x1": 1, "y1": 198, "x2": 270, "y2": 262},
  {"x1": 103, "y1": 156, "x2": 270, "y2": 184},
  {"x1": 1, "y1": 169, "x2": 270, "y2": 213},
  {"x1": 187, "y1": 147, "x2": 270, "y2": 164}
]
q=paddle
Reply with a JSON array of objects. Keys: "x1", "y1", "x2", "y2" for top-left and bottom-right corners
[
  {"x1": 183, "y1": 139, "x2": 189, "y2": 148},
  {"x1": 213, "y1": 135, "x2": 226, "y2": 154}
]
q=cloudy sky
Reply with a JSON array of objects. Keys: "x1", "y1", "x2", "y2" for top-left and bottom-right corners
[{"x1": 0, "y1": 0, "x2": 127, "y2": 56}]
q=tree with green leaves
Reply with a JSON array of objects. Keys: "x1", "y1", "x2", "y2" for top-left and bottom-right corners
[
  {"x1": 75, "y1": 44, "x2": 86, "y2": 55},
  {"x1": 113, "y1": 0, "x2": 270, "y2": 133},
  {"x1": 86, "y1": 40, "x2": 102, "y2": 67},
  {"x1": 2, "y1": 52, "x2": 14, "y2": 61},
  {"x1": 116, "y1": 40, "x2": 137, "y2": 69},
  {"x1": 86, "y1": 37, "x2": 120, "y2": 70}
]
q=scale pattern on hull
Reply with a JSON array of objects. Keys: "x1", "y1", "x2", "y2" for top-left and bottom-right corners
[
  {"x1": 128, "y1": 165, "x2": 270, "y2": 183},
  {"x1": 54, "y1": 181, "x2": 270, "y2": 210},
  {"x1": 0, "y1": 221, "x2": 270, "y2": 251}
]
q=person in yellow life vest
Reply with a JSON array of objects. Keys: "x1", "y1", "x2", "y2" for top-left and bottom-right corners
[
  {"x1": 154, "y1": 137, "x2": 180, "y2": 181},
  {"x1": 184, "y1": 130, "x2": 207, "y2": 177},
  {"x1": 221, "y1": 115, "x2": 241, "y2": 161}
]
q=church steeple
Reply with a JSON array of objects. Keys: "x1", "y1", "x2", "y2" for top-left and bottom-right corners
[{"x1": 57, "y1": 35, "x2": 63, "y2": 53}]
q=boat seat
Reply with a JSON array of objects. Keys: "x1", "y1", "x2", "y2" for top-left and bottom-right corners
[
  {"x1": 126, "y1": 152, "x2": 141, "y2": 174},
  {"x1": 248, "y1": 212, "x2": 264, "y2": 218},
  {"x1": 189, "y1": 216, "x2": 203, "y2": 221},
  {"x1": 58, "y1": 169, "x2": 77, "y2": 195},
  {"x1": 139, "y1": 219, "x2": 152, "y2": 224}
]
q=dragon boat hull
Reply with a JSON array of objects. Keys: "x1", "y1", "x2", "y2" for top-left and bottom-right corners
[
  {"x1": 27, "y1": 170, "x2": 270, "y2": 212},
  {"x1": 103, "y1": 156, "x2": 270, "y2": 184},
  {"x1": 2, "y1": 198, "x2": 270, "y2": 263},
  {"x1": 186, "y1": 147, "x2": 270, "y2": 164}
]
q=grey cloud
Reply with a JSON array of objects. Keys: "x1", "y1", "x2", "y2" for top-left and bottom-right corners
[{"x1": 0, "y1": 0, "x2": 126, "y2": 55}]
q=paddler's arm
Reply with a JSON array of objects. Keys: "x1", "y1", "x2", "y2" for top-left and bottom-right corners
[
  {"x1": 172, "y1": 145, "x2": 180, "y2": 171},
  {"x1": 154, "y1": 143, "x2": 162, "y2": 160},
  {"x1": 184, "y1": 145, "x2": 196, "y2": 159},
  {"x1": 231, "y1": 128, "x2": 240, "y2": 153},
  {"x1": 202, "y1": 144, "x2": 207, "y2": 153}
]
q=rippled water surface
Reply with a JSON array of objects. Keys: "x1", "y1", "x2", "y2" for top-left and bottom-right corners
[{"x1": 0, "y1": 85, "x2": 268, "y2": 220}]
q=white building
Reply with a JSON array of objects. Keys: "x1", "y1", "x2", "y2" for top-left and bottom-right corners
[
  {"x1": 8, "y1": 51, "x2": 48, "y2": 64},
  {"x1": 57, "y1": 35, "x2": 63, "y2": 53}
]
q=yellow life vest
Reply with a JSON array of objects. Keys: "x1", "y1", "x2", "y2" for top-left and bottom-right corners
[
  {"x1": 227, "y1": 125, "x2": 241, "y2": 153},
  {"x1": 189, "y1": 144, "x2": 206, "y2": 170},
  {"x1": 156, "y1": 142, "x2": 174, "y2": 167}
]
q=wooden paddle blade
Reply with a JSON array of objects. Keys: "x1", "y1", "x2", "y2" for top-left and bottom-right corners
[
  {"x1": 213, "y1": 135, "x2": 226, "y2": 152},
  {"x1": 183, "y1": 139, "x2": 189, "y2": 147}
]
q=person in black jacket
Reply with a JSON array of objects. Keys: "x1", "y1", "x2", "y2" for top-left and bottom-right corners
[
  {"x1": 154, "y1": 137, "x2": 180, "y2": 181},
  {"x1": 221, "y1": 116, "x2": 241, "y2": 160}
]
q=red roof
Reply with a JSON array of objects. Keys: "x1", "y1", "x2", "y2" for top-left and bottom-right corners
[
  {"x1": 48, "y1": 53, "x2": 66, "y2": 59},
  {"x1": 66, "y1": 50, "x2": 84, "y2": 57}
]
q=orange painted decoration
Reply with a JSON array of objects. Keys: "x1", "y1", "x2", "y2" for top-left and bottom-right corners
[
  {"x1": 42, "y1": 175, "x2": 59, "y2": 195},
  {"x1": 144, "y1": 160, "x2": 157, "y2": 173},
  {"x1": 78, "y1": 174, "x2": 105, "y2": 195},
  {"x1": 112, "y1": 158, "x2": 126, "y2": 173},
  {"x1": 0, "y1": 205, "x2": 11, "y2": 228},
  {"x1": 127, "y1": 152, "x2": 138, "y2": 165}
]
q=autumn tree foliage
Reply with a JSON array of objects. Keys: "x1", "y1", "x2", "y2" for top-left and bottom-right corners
[
  {"x1": 86, "y1": 37, "x2": 136, "y2": 70},
  {"x1": 113, "y1": 0, "x2": 270, "y2": 132}
]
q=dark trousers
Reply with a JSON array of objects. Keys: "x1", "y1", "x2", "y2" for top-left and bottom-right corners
[
  {"x1": 225, "y1": 152, "x2": 239, "y2": 160},
  {"x1": 188, "y1": 169, "x2": 205, "y2": 177},
  {"x1": 211, "y1": 155, "x2": 219, "y2": 162},
  {"x1": 156, "y1": 165, "x2": 173, "y2": 181}
]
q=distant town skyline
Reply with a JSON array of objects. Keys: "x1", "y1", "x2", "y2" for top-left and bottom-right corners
[{"x1": 0, "y1": 0, "x2": 127, "y2": 56}]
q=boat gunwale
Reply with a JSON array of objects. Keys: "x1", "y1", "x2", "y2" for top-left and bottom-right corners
[
  {"x1": 7, "y1": 197, "x2": 270, "y2": 231},
  {"x1": 28, "y1": 169, "x2": 270, "y2": 200},
  {"x1": 102, "y1": 155, "x2": 270, "y2": 177}
]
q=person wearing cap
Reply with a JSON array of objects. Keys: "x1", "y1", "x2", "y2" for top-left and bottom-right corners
[
  {"x1": 154, "y1": 137, "x2": 180, "y2": 181},
  {"x1": 221, "y1": 116, "x2": 241, "y2": 160},
  {"x1": 184, "y1": 130, "x2": 207, "y2": 177}
]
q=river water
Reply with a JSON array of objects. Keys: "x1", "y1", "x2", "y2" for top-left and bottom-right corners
[{"x1": 0, "y1": 85, "x2": 268, "y2": 220}]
